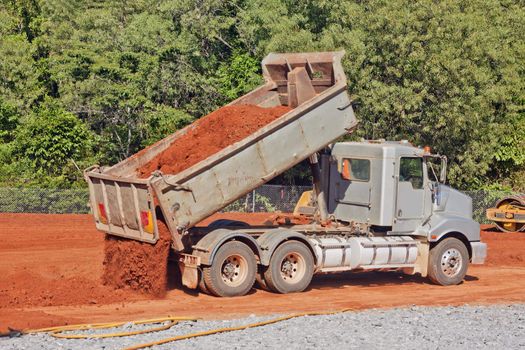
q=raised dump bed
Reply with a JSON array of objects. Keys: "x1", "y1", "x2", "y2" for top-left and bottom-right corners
[{"x1": 85, "y1": 51, "x2": 357, "y2": 250}]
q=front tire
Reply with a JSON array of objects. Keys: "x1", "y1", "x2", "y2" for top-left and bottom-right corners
[
  {"x1": 428, "y1": 237, "x2": 469, "y2": 286},
  {"x1": 203, "y1": 241, "x2": 256, "y2": 297},
  {"x1": 264, "y1": 241, "x2": 314, "y2": 293}
]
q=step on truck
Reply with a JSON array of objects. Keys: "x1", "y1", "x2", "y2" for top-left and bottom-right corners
[{"x1": 85, "y1": 51, "x2": 487, "y2": 297}]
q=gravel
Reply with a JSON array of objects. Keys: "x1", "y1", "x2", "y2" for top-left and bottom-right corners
[{"x1": 1, "y1": 304, "x2": 524, "y2": 349}]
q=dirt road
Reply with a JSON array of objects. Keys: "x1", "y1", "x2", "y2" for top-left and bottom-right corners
[{"x1": 1, "y1": 213, "x2": 524, "y2": 333}]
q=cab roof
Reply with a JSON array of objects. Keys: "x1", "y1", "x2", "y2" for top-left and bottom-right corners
[{"x1": 331, "y1": 140, "x2": 426, "y2": 159}]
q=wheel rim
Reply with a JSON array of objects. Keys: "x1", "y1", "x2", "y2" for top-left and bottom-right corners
[
  {"x1": 440, "y1": 248, "x2": 463, "y2": 277},
  {"x1": 221, "y1": 254, "x2": 248, "y2": 287},
  {"x1": 279, "y1": 252, "x2": 306, "y2": 283}
]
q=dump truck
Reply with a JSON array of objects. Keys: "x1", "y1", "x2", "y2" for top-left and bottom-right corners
[
  {"x1": 486, "y1": 195, "x2": 525, "y2": 232},
  {"x1": 85, "y1": 51, "x2": 486, "y2": 297}
]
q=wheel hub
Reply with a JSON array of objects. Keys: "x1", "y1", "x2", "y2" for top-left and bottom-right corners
[
  {"x1": 441, "y1": 248, "x2": 462, "y2": 277},
  {"x1": 281, "y1": 260, "x2": 294, "y2": 276},
  {"x1": 221, "y1": 255, "x2": 246, "y2": 287},
  {"x1": 280, "y1": 253, "x2": 303, "y2": 281},
  {"x1": 222, "y1": 263, "x2": 236, "y2": 279}
]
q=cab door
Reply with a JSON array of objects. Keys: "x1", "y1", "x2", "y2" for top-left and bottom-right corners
[
  {"x1": 330, "y1": 157, "x2": 371, "y2": 223},
  {"x1": 393, "y1": 157, "x2": 425, "y2": 233}
]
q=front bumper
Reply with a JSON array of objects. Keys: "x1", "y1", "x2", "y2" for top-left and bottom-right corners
[{"x1": 470, "y1": 242, "x2": 487, "y2": 264}]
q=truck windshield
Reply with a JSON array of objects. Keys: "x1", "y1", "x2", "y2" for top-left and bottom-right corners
[{"x1": 425, "y1": 156, "x2": 445, "y2": 183}]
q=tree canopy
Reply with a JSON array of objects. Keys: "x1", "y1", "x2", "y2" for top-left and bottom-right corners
[{"x1": 0, "y1": 0, "x2": 523, "y2": 190}]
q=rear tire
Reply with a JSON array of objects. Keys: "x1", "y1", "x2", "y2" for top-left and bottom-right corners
[
  {"x1": 198, "y1": 270, "x2": 210, "y2": 294},
  {"x1": 264, "y1": 241, "x2": 314, "y2": 294},
  {"x1": 203, "y1": 241, "x2": 256, "y2": 297},
  {"x1": 428, "y1": 237, "x2": 469, "y2": 286}
]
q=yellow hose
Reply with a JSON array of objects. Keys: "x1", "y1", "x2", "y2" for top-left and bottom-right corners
[
  {"x1": 124, "y1": 308, "x2": 354, "y2": 350},
  {"x1": 26, "y1": 308, "x2": 354, "y2": 349},
  {"x1": 26, "y1": 316, "x2": 197, "y2": 339}
]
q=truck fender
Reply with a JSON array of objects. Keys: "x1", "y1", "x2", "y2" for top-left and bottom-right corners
[
  {"x1": 428, "y1": 214, "x2": 483, "y2": 261},
  {"x1": 257, "y1": 229, "x2": 317, "y2": 266},
  {"x1": 192, "y1": 229, "x2": 262, "y2": 266},
  {"x1": 429, "y1": 214, "x2": 480, "y2": 242}
]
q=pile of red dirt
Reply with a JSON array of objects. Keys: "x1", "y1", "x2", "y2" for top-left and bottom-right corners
[
  {"x1": 137, "y1": 104, "x2": 291, "y2": 177},
  {"x1": 0, "y1": 213, "x2": 143, "y2": 310},
  {"x1": 0, "y1": 272, "x2": 136, "y2": 308},
  {"x1": 480, "y1": 224, "x2": 525, "y2": 266},
  {"x1": 101, "y1": 218, "x2": 172, "y2": 296}
]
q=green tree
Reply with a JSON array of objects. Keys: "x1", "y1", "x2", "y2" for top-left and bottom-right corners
[
  {"x1": 238, "y1": 0, "x2": 315, "y2": 56},
  {"x1": 217, "y1": 51, "x2": 262, "y2": 100},
  {"x1": 314, "y1": 0, "x2": 524, "y2": 188},
  {"x1": 141, "y1": 105, "x2": 194, "y2": 147},
  {"x1": 1, "y1": 0, "x2": 524, "y2": 191},
  {"x1": 11, "y1": 99, "x2": 98, "y2": 186},
  {"x1": 0, "y1": 98, "x2": 20, "y2": 143}
]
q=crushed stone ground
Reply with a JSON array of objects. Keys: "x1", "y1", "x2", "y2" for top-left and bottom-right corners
[{"x1": 2, "y1": 304, "x2": 523, "y2": 349}]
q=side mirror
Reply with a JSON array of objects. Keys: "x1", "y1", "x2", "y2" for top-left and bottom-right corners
[{"x1": 440, "y1": 156, "x2": 447, "y2": 183}]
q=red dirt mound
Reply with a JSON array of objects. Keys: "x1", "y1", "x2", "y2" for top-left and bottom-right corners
[
  {"x1": 0, "y1": 271, "x2": 136, "y2": 308},
  {"x1": 481, "y1": 224, "x2": 525, "y2": 266},
  {"x1": 101, "y1": 218, "x2": 172, "y2": 296},
  {"x1": 138, "y1": 104, "x2": 291, "y2": 177}
]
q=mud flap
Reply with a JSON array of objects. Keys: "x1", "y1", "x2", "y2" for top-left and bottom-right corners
[
  {"x1": 178, "y1": 254, "x2": 201, "y2": 289},
  {"x1": 403, "y1": 241, "x2": 429, "y2": 277},
  {"x1": 470, "y1": 242, "x2": 487, "y2": 264}
]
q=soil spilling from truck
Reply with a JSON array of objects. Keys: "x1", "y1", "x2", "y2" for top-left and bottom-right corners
[
  {"x1": 103, "y1": 105, "x2": 290, "y2": 295},
  {"x1": 137, "y1": 104, "x2": 291, "y2": 177},
  {"x1": 101, "y1": 217, "x2": 172, "y2": 296}
]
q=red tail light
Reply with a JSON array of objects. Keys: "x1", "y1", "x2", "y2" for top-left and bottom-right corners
[
  {"x1": 98, "y1": 203, "x2": 108, "y2": 224},
  {"x1": 140, "y1": 210, "x2": 154, "y2": 234}
]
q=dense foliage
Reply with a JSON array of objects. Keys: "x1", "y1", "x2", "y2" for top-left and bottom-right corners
[{"x1": 0, "y1": 0, "x2": 523, "y2": 190}]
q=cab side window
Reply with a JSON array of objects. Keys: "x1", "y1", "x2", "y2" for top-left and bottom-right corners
[
  {"x1": 399, "y1": 157, "x2": 423, "y2": 189},
  {"x1": 342, "y1": 158, "x2": 370, "y2": 181}
]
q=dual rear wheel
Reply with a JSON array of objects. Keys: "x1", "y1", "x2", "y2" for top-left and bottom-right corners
[
  {"x1": 201, "y1": 240, "x2": 314, "y2": 297},
  {"x1": 202, "y1": 241, "x2": 256, "y2": 297},
  {"x1": 262, "y1": 241, "x2": 314, "y2": 294}
]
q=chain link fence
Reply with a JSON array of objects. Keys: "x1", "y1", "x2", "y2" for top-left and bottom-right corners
[
  {"x1": 463, "y1": 190, "x2": 515, "y2": 224},
  {"x1": 0, "y1": 187, "x2": 90, "y2": 214},
  {"x1": 0, "y1": 185, "x2": 311, "y2": 215},
  {"x1": 0, "y1": 186, "x2": 518, "y2": 224}
]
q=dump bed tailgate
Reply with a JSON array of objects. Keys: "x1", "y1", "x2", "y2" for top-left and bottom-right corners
[{"x1": 85, "y1": 167, "x2": 159, "y2": 243}]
